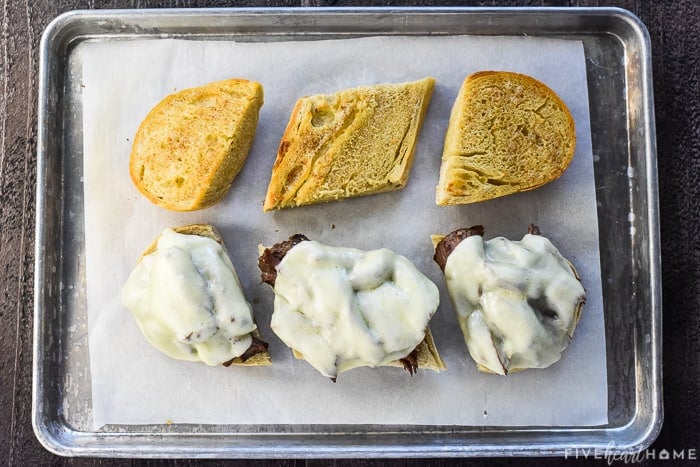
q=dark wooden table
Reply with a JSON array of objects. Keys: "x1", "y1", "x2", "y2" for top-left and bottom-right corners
[{"x1": 2, "y1": 1, "x2": 697, "y2": 465}]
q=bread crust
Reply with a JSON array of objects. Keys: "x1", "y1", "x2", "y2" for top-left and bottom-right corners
[
  {"x1": 139, "y1": 224, "x2": 271, "y2": 367},
  {"x1": 290, "y1": 326, "x2": 446, "y2": 374},
  {"x1": 436, "y1": 71, "x2": 576, "y2": 205},
  {"x1": 264, "y1": 78, "x2": 435, "y2": 211},
  {"x1": 130, "y1": 79, "x2": 263, "y2": 211}
]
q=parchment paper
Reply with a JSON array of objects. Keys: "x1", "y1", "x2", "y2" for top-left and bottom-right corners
[{"x1": 82, "y1": 35, "x2": 607, "y2": 429}]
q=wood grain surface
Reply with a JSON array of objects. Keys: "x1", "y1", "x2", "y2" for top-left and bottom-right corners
[{"x1": 1, "y1": 0, "x2": 697, "y2": 465}]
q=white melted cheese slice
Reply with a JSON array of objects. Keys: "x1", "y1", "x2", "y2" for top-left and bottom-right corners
[
  {"x1": 270, "y1": 241, "x2": 439, "y2": 378},
  {"x1": 444, "y1": 233, "x2": 585, "y2": 375},
  {"x1": 121, "y1": 228, "x2": 256, "y2": 366}
]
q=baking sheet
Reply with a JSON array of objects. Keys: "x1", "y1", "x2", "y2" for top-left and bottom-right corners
[{"x1": 81, "y1": 34, "x2": 607, "y2": 429}]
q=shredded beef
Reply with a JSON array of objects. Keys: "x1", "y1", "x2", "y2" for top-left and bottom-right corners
[
  {"x1": 399, "y1": 349, "x2": 419, "y2": 376},
  {"x1": 433, "y1": 225, "x2": 485, "y2": 272},
  {"x1": 528, "y1": 223, "x2": 541, "y2": 235},
  {"x1": 223, "y1": 336, "x2": 269, "y2": 366},
  {"x1": 258, "y1": 233, "x2": 309, "y2": 286}
]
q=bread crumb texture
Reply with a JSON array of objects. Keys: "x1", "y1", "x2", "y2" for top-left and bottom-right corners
[
  {"x1": 263, "y1": 77, "x2": 435, "y2": 211},
  {"x1": 130, "y1": 79, "x2": 264, "y2": 211},
  {"x1": 436, "y1": 71, "x2": 576, "y2": 205}
]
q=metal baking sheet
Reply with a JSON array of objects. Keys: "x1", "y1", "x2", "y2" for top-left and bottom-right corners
[{"x1": 33, "y1": 7, "x2": 662, "y2": 458}]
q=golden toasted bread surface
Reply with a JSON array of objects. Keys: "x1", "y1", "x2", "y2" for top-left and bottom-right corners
[
  {"x1": 436, "y1": 71, "x2": 576, "y2": 205},
  {"x1": 263, "y1": 77, "x2": 435, "y2": 211},
  {"x1": 130, "y1": 79, "x2": 264, "y2": 211}
]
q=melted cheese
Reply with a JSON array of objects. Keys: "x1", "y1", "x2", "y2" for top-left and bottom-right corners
[
  {"x1": 444, "y1": 233, "x2": 585, "y2": 375},
  {"x1": 270, "y1": 241, "x2": 439, "y2": 378},
  {"x1": 121, "y1": 228, "x2": 256, "y2": 366}
]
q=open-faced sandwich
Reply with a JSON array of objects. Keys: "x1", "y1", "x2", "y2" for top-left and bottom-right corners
[
  {"x1": 258, "y1": 234, "x2": 445, "y2": 380},
  {"x1": 433, "y1": 224, "x2": 585, "y2": 375},
  {"x1": 122, "y1": 224, "x2": 271, "y2": 367}
]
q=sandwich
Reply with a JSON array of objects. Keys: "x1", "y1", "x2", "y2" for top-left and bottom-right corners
[
  {"x1": 258, "y1": 234, "x2": 445, "y2": 380},
  {"x1": 433, "y1": 224, "x2": 585, "y2": 375},
  {"x1": 122, "y1": 224, "x2": 271, "y2": 366}
]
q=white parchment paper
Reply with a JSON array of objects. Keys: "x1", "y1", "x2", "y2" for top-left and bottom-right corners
[{"x1": 82, "y1": 35, "x2": 607, "y2": 429}]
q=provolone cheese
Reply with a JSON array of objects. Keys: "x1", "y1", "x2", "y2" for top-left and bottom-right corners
[
  {"x1": 122, "y1": 228, "x2": 256, "y2": 366},
  {"x1": 444, "y1": 233, "x2": 585, "y2": 375},
  {"x1": 270, "y1": 241, "x2": 439, "y2": 378}
]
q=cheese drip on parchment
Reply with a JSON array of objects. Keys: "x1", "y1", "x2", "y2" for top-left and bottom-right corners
[
  {"x1": 270, "y1": 241, "x2": 439, "y2": 379},
  {"x1": 444, "y1": 233, "x2": 585, "y2": 375},
  {"x1": 121, "y1": 229, "x2": 256, "y2": 366}
]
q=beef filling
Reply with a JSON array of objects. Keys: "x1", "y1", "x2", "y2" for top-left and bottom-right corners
[
  {"x1": 258, "y1": 233, "x2": 309, "y2": 286},
  {"x1": 399, "y1": 348, "x2": 419, "y2": 376},
  {"x1": 223, "y1": 336, "x2": 269, "y2": 366},
  {"x1": 433, "y1": 225, "x2": 485, "y2": 272},
  {"x1": 528, "y1": 223, "x2": 541, "y2": 235},
  {"x1": 433, "y1": 224, "x2": 542, "y2": 271}
]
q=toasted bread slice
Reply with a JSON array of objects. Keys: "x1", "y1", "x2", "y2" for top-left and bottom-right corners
[
  {"x1": 138, "y1": 224, "x2": 271, "y2": 367},
  {"x1": 263, "y1": 78, "x2": 435, "y2": 211},
  {"x1": 436, "y1": 71, "x2": 575, "y2": 205},
  {"x1": 130, "y1": 79, "x2": 264, "y2": 211}
]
